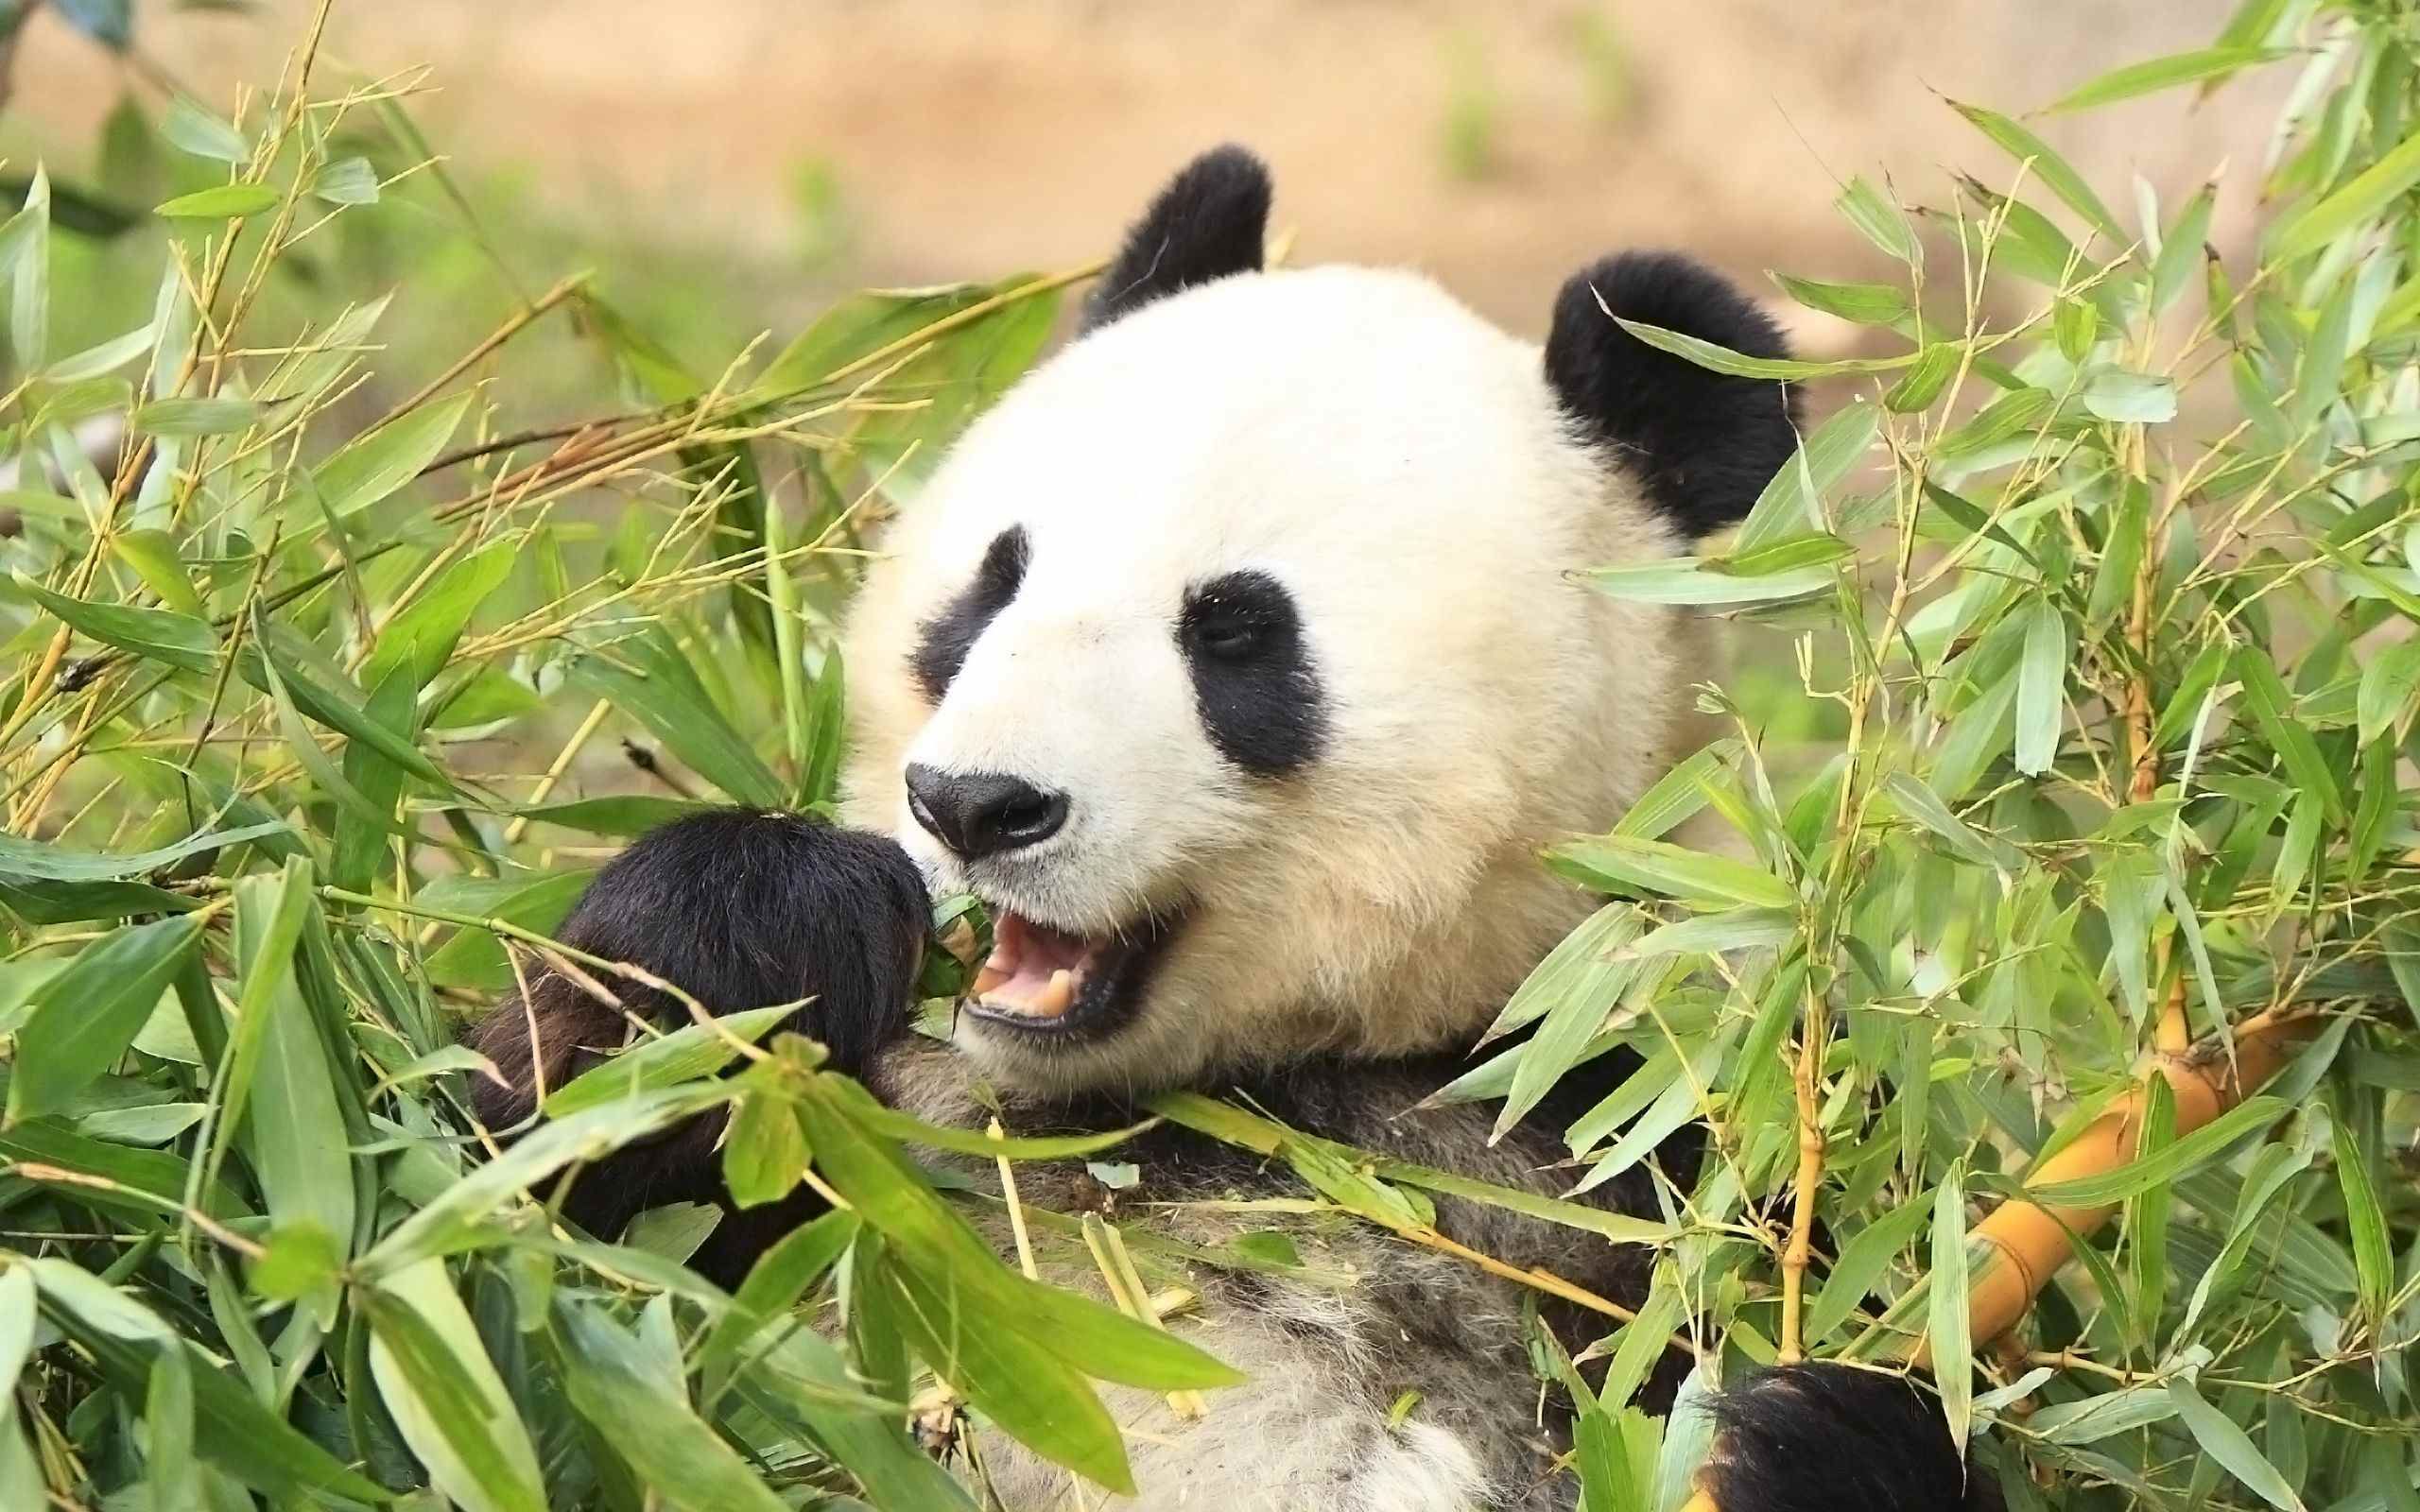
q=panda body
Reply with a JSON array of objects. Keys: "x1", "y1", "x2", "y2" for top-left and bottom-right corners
[{"x1": 471, "y1": 147, "x2": 1993, "y2": 1512}]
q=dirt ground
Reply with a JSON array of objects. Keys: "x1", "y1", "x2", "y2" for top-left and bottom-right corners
[{"x1": 19, "y1": 1, "x2": 2291, "y2": 350}]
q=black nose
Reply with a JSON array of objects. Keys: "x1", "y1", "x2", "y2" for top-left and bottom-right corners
[{"x1": 903, "y1": 765, "x2": 1069, "y2": 860}]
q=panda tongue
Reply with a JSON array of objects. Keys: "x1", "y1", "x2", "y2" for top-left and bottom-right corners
[{"x1": 973, "y1": 912, "x2": 1093, "y2": 1019}]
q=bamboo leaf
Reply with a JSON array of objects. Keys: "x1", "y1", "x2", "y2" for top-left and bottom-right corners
[
  {"x1": 1929, "y1": 1164, "x2": 1973, "y2": 1448},
  {"x1": 2010, "y1": 600, "x2": 2068, "y2": 776},
  {"x1": 2169, "y1": 1377, "x2": 2306, "y2": 1511},
  {"x1": 2271, "y1": 123, "x2": 2420, "y2": 262},
  {"x1": 10, "y1": 572, "x2": 216, "y2": 673},
  {"x1": 2045, "y1": 46, "x2": 2290, "y2": 113},
  {"x1": 543, "y1": 1004, "x2": 797, "y2": 1116},
  {"x1": 1546, "y1": 835, "x2": 1798, "y2": 910},
  {"x1": 552, "y1": 1298, "x2": 793, "y2": 1512},
  {"x1": 1947, "y1": 100, "x2": 2125, "y2": 241},
  {"x1": 314, "y1": 389, "x2": 475, "y2": 517},
  {"x1": 2025, "y1": 1095, "x2": 2288, "y2": 1206},
  {"x1": 365, "y1": 1258, "x2": 549, "y2": 1512},
  {"x1": 4, "y1": 917, "x2": 200, "y2": 1124},
  {"x1": 155, "y1": 184, "x2": 280, "y2": 220}
]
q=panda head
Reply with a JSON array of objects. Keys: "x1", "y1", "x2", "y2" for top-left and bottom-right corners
[{"x1": 842, "y1": 146, "x2": 1798, "y2": 1095}]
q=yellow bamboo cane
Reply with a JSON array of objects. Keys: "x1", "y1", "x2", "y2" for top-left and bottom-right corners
[{"x1": 1676, "y1": 1006, "x2": 2320, "y2": 1512}]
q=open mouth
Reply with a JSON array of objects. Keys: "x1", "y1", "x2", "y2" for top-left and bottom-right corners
[{"x1": 965, "y1": 904, "x2": 1184, "y2": 1040}]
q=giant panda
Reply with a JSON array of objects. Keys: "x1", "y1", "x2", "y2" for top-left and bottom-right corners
[{"x1": 471, "y1": 147, "x2": 1998, "y2": 1512}]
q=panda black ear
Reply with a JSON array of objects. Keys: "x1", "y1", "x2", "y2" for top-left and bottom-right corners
[
  {"x1": 1544, "y1": 251, "x2": 1801, "y2": 539},
  {"x1": 1079, "y1": 145, "x2": 1271, "y2": 334}
]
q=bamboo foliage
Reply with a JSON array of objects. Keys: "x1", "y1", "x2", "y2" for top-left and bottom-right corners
[{"x1": 0, "y1": 1, "x2": 2411, "y2": 1510}]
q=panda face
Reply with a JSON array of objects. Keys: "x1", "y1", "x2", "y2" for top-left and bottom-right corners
[{"x1": 840, "y1": 150, "x2": 1797, "y2": 1094}]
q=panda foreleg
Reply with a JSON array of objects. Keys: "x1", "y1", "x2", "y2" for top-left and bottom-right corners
[
  {"x1": 1700, "y1": 1363, "x2": 2003, "y2": 1512},
  {"x1": 461, "y1": 807, "x2": 931, "y2": 1284}
]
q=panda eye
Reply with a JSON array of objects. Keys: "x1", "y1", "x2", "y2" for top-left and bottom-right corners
[{"x1": 1188, "y1": 615, "x2": 1265, "y2": 661}]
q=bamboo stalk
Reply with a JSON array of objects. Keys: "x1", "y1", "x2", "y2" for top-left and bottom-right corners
[{"x1": 1676, "y1": 1007, "x2": 2320, "y2": 1512}]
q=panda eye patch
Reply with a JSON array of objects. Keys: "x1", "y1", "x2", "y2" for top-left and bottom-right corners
[
  {"x1": 1178, "y1": 571, "x2": 1326, "y2": 776},
  {"x1": 910, "y1": 525, "x2": 1029, "y2": 703}
]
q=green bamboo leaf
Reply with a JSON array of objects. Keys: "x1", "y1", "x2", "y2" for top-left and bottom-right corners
[
  {"x1": 697, "y1": 1209, "x2": 860, "y2": 1393},
  {"x1": 155, "y1": 183, "x2": 280, "y2": 219},
  {"x1": 4, "y1": 916, "x2": 200, "y2": 1124},
  {"x1": 43, "y1": 323, "x2": 153, "y2": 383},
  {"x1": 331, "y1": 665, "x2": 417, "y2": 893},
  {"x1": 799, "y1": 648, "x2": 849, "y2": 809},
  {"x1": 566, "y1": 633, "x2": 784, "y2": 807},
  {"x1": 5, "y1": 168, "x2": 48, "y2": 369},
  {"x1": 1883, "y1": 342, "x2": 1959, "y2": 412},
  {"x1": 361, "y1": 1085, "x2": 726, "y2": 1276},
  {"x1": 309, "y1": 155, "x2": 380, "y2": 205},
  {"x1": 2080, "y1": 367, "x2": 2178, "y2": 423},
  {"x1": 10, "y1": 572, "x2": 216, "y2": 673},
  {"x1": 1568, "y1": 1029, "x2": 1731, "y2": 1192},
  {"x1": 722, "y1": 1082, "x2": 811, "y2": 1209},
  {"x1": 1883, "y1": 771, "x2": 2008, "y2": 869},
  {"x1": 419, "y1": 868, "x2": 596, "y2": 991},
  {"x1": 1836, "y1": 175, "x2": 1919, "y2": 263},
  {"x1": 2151, "y1": 180, "x2": 2216, "y2": 315},
  {"x1": 1947, "y1": 100, "x2": 2124, "y2": 241},
  {"x1": 110, "y1": 529, "x2": 204, "y2": 618},
  {"x1": 31, "y1": 1260, "x2": 384, "y2": 1501},
  {"x1": 754, "y1": 283, "x2": 996, "y2": 399},
  {"x1": 2026, "y1": 1095, "x2": 2288, "y2": 1206},
  {"x1": 2030, "y1": 1381, "x2": 2180, "y2": 1443},
  {"x1": 231, "y1": 866, "x2": 354, "y2": 1292},
  {"x1": 2357, "y1": 634, "x2": 2420, "y2": 743},
  {"x1": 1493, "y1": 904, "x2": 1646, "y2": 1136},
  {"x1": 552, "y1": 1298, "x2": 793, "y2": 1512},
  {"x1": 1769, "y1": 273, "x2": 1910, "y2": 325},
  {"x1": 2271, "y1": 124, "x2": 2420, "y2": 262},
  {"x1": 364, "y1": 1257, "x2": 547, "y2": 1512},
  {"x1": 1624, "y1": 905, "x2": 1797, "y2": 958},
  {"x1": 237, "y1": 624, "x2": 448, "y2": 783},
  {"x1": 361, "y1": 537, "x2": 515, "y2": 691},
  {"x1": 1929, "y1": 1163, "x2": 1973, "y2": 1449},
  {"x1": 512, "y1": 794, "x2": 714, "y2": 836},
  {"x1": 543, "y1": 1004, "x2": 796, "y2": 1116},
  {"x1": 161, "y1": 98, "x2": 249, "y2": 163},
  {"x1": 847, "y1": 1098, "x2": 1157, "y2": 1161},
  {"x1": 1579, "y1": 556, "x2": 1837, "y2": 606},
  {"x1": 1735, "y1": 400, "x2": 1878, "y2": 552},
  {"x1": 1612, "y1": 738, "x2": 1742, "y2": 844},
  {"x1": 1804, "y1": 1195, "x2": 1932, "y2": 1347},
  {"x1": 132, "y1": 396, "x2": 264, "y2": 436},
  {"x1": 2331, "y1": 1108, "x2": 2393, "y2": 1323},
  {"x1": 2181, "y1": 1127, "x2": 2319, "y2": 1334},
  {"x1": 2045, "y1": 46, "x2": 2290, "y2": 113},
  {"x1": 1611, "y1": 316, "x2": 1918, "y2": 379},
  {"x1": 2235, "y1": 646, "x2": 2344, "y2": 818},
  {"x1": 795, "y1": 1074, "x2": 1242, "y2": 1392},
  {"x1": 314, "y1": 389, "x2": 475, "y2": 517},
  {"x1": 2014, "y1": 600, "x2": 2067, "y2": 775},
  {"x1": 1938, "y1": 386, "x2": 2055, "y2": 458},
  {"x1": 874, "y1": 1255, "x2": 1136, "y2": 1494},
  {"x1": 2169, "y1": 1377, "x2": 2306, "y2": 1511},
  {"x1": 1547, "y1": 834, "x2": 1798, "y2": 910}
]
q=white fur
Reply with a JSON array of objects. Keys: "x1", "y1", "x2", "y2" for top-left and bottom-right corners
[{"x1": 843, "y1": 264, "x2": 1717, "y2": 1095}]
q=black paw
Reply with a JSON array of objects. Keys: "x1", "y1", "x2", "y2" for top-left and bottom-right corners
[{"x1": 1701, "y1": 1363, "x2": 2002, "y2": 1512}]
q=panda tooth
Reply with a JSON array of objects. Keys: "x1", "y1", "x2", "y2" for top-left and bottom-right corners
[
  {"x1": 973, "y1": 963, "x2": 1010, "y2": 997},
  {"x1": 1032, "y1": 969, "x2": 1076, "y2": 1019}
]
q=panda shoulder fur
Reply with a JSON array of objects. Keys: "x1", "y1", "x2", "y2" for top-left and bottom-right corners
[{"x1": 467, "y1": 146, "x2": 2000, "y2": 1512}]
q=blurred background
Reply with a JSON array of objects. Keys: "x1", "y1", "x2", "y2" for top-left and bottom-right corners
[{"x1": 9, "y1": 0, "x2": 2292, "y2": 379}]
